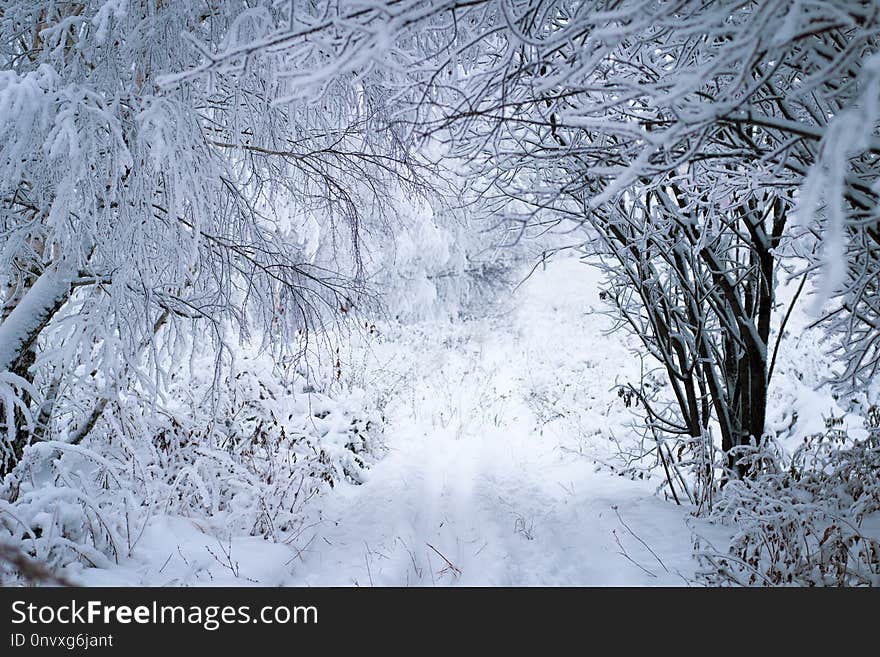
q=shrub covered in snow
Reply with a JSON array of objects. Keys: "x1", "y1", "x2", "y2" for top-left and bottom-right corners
[
  {"x1": 0, "y1": 351, "x2": 381, "y2": 583},
  {"x1": 696, "y1": 411, "x2": 880, "y2": 586}
]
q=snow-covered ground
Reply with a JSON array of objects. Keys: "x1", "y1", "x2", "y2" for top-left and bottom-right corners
[{"x1": 77, "y1": 256, "x2": 716, "y2": 586}]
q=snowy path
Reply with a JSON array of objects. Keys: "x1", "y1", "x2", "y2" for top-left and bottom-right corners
[
  {"x1": 283, "y1": 258, "x2": 701, "y2": 586},
  {"x1": 81, "y1": 257, "x2": 703, "y2": 586}
]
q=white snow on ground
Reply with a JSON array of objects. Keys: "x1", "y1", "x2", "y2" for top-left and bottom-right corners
[{"x1": 76, "y1": 256, "x2": 712, "y2": 586}]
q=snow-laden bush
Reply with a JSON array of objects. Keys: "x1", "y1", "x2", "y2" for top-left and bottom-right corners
[
  {"x1": 0, "y1": 351, "x2": 381, "y2": 581},
  {"x1": 695, "y1": 411, "x2": 880, "y2": 586}
]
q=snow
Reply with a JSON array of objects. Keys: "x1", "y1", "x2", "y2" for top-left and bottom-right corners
[
  {"x1": 70, "y1": 256, "x2": 712, "y2": 586},
  {"x1": 3, "y1": 0, "x2": 878, "y2": 589}
]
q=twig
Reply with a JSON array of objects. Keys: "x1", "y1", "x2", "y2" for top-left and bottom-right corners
[
  {"x1": 612, "y1": 530, "x2": 657, "y2": 579},
  {"x1": 364, "y1": 546, "x2": 374, "y2": 587},
  {"x1": 613, "y1": 506, "x2": 670, "y2": 573},
  {"x1": 425, "y1": 542, "x2": 462, "y2": 577},
  {"x1": 0, "y1": 541, "x2": 75, "y2": 586}
]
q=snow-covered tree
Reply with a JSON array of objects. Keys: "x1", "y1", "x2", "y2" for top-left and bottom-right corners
[{"x1": 0, "y1": 0, "x2": 427, "y2": 474}]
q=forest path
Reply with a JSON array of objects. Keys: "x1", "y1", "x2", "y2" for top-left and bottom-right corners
[
  {"x1": 284, "y1": 257, "x2": 701, "y2": 586},
  {"x1": 79, "y1": 256, "x2": 705, "y2": 586}
]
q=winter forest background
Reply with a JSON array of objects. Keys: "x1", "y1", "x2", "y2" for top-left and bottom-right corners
[{"x1": 1, "y1": 0, "x2": 878, "y2": 587}]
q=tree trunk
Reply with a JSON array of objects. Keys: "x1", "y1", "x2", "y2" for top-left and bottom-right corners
[{"x1": 0, "y1": 260, "x2": 77, "y2": 476}]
